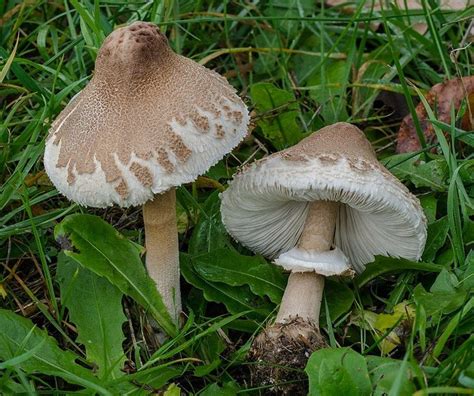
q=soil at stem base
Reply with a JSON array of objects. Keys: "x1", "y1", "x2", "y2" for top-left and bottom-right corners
[{"x1": 249, "y1": 316, "x2": 327, "y2": 395}]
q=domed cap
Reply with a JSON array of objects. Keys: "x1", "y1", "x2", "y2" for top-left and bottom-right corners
[
  {"x1": 220, "y1": 123, "x2": 427, "y2": 273},
  {"x1": 44, "y1": 21, "x2": 249, "y2": 208}
]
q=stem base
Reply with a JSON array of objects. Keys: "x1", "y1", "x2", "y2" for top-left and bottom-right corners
[{"x1": 249, "y1": 317, "x2": 327, "y2": 395}]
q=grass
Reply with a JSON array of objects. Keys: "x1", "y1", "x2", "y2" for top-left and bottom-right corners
[{"x1": 1, "y1": 0, "x2": 473, "y2": 394}]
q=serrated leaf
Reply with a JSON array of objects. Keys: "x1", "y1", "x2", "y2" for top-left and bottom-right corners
[
  {"x1": 383, "y1": 154, "x2": 448, "y2": 191},
  {"x1": 181, "y1": 253, "x2": 271, "y2": 320},
  {"x1": 356, "y1": 256, "x2": 442, "y2": 288},
  {"x1": 56, "y1": 253, "x2": 126, "y2": 380},
  {"x1": 306, "y1": 347, "x2": 371, "y2": 396},
  {"x1": 55, "y1": 214, "x2": 177, "y2": 337},
  {"x1": 192, "y1": 249, "x2": 285, "y2": 304},
  {"x1": 0, "y1": 309, "x2": 108, "y2": 394},
  {"x1": 423, "y1": 216, "x2": 449, "y2": 262},
  {"x1": 250, "y1": 82, "x2": 302, "y2": 150}
]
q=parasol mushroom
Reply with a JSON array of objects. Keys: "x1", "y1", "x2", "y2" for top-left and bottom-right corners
[
  {"x1": 44, "y1": 21, "x2": 249, "y2": 325},
  {"x1": 220, "y1": 122, "x2": 426, "y2": 390}
]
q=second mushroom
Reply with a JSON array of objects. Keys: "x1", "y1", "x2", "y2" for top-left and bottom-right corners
[{"x1": 220, "y1": 122, "x2": 427, "y2": 389}]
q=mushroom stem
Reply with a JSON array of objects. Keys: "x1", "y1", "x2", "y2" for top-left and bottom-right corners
[
  {"x1": 276, "y1": 272, "x2": 324, "y2": 325},
  {"x1": 249, "y1": 200, "x2": 339, "y2": 392},
  {"x1": 143, "y1": 188, "x2": 181, "y2": 324},
  {"x1": 275, "y1": 200, "x2": 338, "y2": 326}
]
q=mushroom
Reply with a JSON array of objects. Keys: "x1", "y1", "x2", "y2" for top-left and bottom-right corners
[
  {"x1": 44, "y1": 21, "x2": 249, "y2": 325},
  {"x1": 220, "y1": 122, "x2": 426, "y2": 388}
]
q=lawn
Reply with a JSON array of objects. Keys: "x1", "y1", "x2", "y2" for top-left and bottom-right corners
[{"x1": 0, "y1": 0, "x2": 473, "y2": 395}]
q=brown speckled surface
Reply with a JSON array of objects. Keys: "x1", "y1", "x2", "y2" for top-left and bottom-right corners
[{"x1": 48, "y1": 22, "x2": 244, "y2": 198}]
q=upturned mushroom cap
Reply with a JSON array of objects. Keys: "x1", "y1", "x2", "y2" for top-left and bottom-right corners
[
  {"x1": 220, "y1": 122, "x2": 427, "y2": 273},
  {"x1": 44, "y1": 21, "x2": 249, "y2": 207}
]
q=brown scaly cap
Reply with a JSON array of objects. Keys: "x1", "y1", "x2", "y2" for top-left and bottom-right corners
[
  {"x1": 221, "y1": 122, "x2": 426, "y2": 272},
  {"x1": 44, "y1": 21, "x2": 249, "y2": 208},
  {"x1": 281, "y1": 122, "x2": 377, "y2": 163}
]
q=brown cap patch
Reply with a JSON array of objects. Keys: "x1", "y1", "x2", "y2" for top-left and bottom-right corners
[{"x1": 281, "y1": 122, "x2": 377, "y2": 163}]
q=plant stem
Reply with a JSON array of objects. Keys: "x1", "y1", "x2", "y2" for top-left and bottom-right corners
[{"x1": 143, "y1": 188, "x2": 181, "y2": 324}]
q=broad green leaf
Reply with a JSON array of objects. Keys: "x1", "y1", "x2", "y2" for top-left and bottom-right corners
[
  {"x1": 306, "y1": 347, "x2": 371, "y2": 396},
  {"x1": 189, "y1": 191, "x2": 228, "y2": 255},
  {"x1": 164, "y1": 383, "x2": 181, "y2": 396},
  {"x1": 463, "y1": 220, "x2": 474, "y2": 248},
  {"x1": 459, "y1": 361, "x2": 474, "y2": 388},
  {"x1": 0, "y1": 377, "x2": 33, "y2": 395},
  {"x1": 194, "y1": 332, "x2": 226, "y2": 372},
  {"x1": 55, "y1": 214, "x2": 177, "y2": 337},
  {"x1": 460, "y1": 250, "x2": 474, "y2": 291},
  {"x1": 56, "y1": 253, "x2": 126, "y2": 380},
  {"x1": 352, "y1": 60, "x2": 390, "y2": 118},
  {"x1": 423, "y1": 216, "x2": 449, "y2": 262},
  {"x1": 307, "y1": 60, "x2": 350, "y2": 123},
  {"x1": 253, "y1": 32, "x2": 280, "y2": 75},
  {"x1": 205, "y1": 160, "x2": 234, "y2": 181},
  {"x1": 181, "y1": 253, "x2": 271, "y2": 320},
  {"x1": 419, "y1": 194, "x2": 437, "y2": 224},
  {"x1": 414, "y1": 281, "x2": 467, "y2": 320},
  {"x1": 192, "y1": 249, "x2": 286, "y2": 304},
  {"x1": 321, "y1": 279, "x2": 355, "y2": 323},
  {"x1": 383, "y1": 154, "x2": 448, "y2": 191},
  {"x1": 263, "y1": 0, "x2": 315, "y2": 37},
  {"x1": 356, "y1": 256, "x2": 442, "y2": 288},
  {"x1": 430, "y1": 269, "x2": 461, "y2": 294},
  {"x1": 250, "y1": 82, "x2": 302, "y2": 150},
  {"x1": 366, "y1": 356, "x2": 416, "y2": 396},
  {"x1": 193, "y1": 359, "x2": 221, "y2": 377},
  {"x1": 0, "y1": 309, "x2": 109, "y2": 394},
  {"x1": 111, "y1": 366, "x2": 182, "y2": 391},
  {"x1": 200, "y1": 381, "x2": 240, "y2": 396},
  {"x1": 459, "y1": 160, "x2": 474, "y2": 184}
]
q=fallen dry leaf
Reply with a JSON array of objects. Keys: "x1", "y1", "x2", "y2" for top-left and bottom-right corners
[
  {"x1": 396, "y1": 76, "x2": 474, "y2": 153},
  {"x1": 326, "y1": 0, "x2": 471, "y2": 34},
  {"x1": 326, "y1": 0, "x2": 469, "y2": 11}
]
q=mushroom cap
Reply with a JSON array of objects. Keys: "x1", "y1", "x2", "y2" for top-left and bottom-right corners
[
  {"x1": 220, "y1": 122, "x2": 427, "y2": 273},
  {"x1": 44, "y1": 21, "x2": 249, "y2": 208}
]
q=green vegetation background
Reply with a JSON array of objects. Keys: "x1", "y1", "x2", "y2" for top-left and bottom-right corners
[{"x1": 0, "y1": 0, "x2": 473, "y2": 394}]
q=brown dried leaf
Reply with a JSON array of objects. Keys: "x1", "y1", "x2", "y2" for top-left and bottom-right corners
[
  {"x1": 325, "y1": 0, "x2": 470, "y2": 33},
  {"x1": 396, "y1": 76, "x2": 474, "y2": 153},
  {"x1": 326, "y1": 0, "x2": 469, "y2": 10}
]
